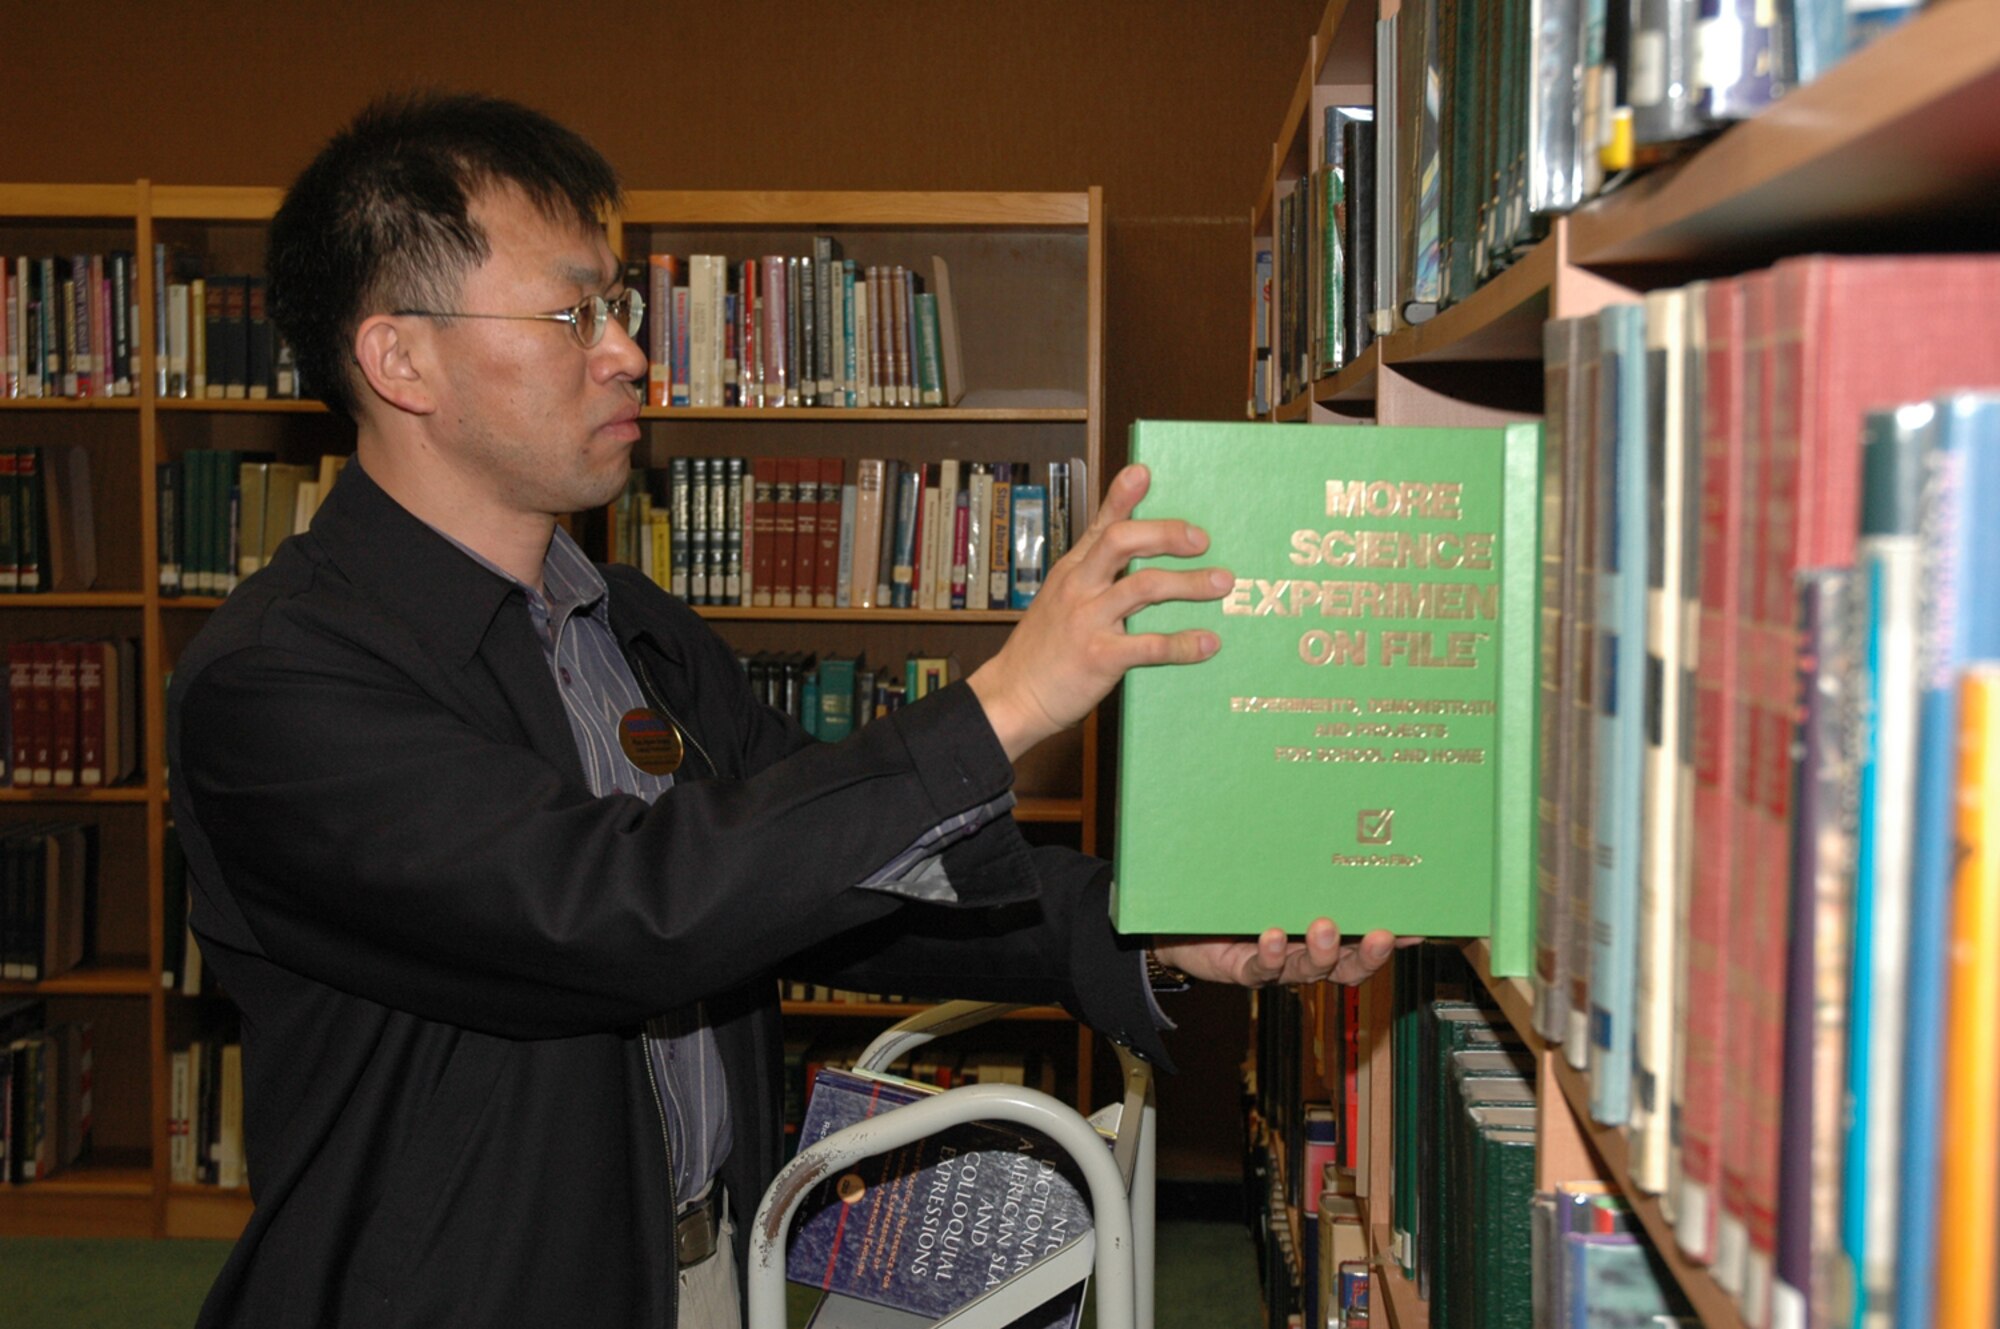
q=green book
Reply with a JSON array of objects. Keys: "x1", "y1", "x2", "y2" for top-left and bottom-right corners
[
  {"x1": 816, "y1": 655, "x2": 859, "y2": 742},
  {"x1": 1473, "y1": 1124, "x2": 1538, "y2": 1329},
  {"x1": 1114, "y1": 419, "x2": 1542, "y2": 940}
]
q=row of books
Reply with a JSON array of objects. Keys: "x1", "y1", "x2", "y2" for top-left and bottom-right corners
[
  {"x1": 0, "y1": 1000, "x2": 93, "y2": 1186},
  {"x1": 169, "y1": 1035, "x2": 244, "y2": 1188},
  {"x1": 1528, "y1": 253, "x2": 2000, "y2": 1329},
  {"x1": 4, "y1": 639, "x2": 140, "y2": 790},
  {"x1": 155, "y1": 450, "x2": 347, "y2": 596},
  {"x1": 0, "y1": 444, "x2": 98, "y2": 594},
  {"x1": 1255, "y1": 0, "x2": 1926, "y2": 413},
  {"x1": 1390, "y1": 947, "x2": 1696, "y2": 1329},
  {"x1": 638, "y1": 245, "x2": 960, "y2": 409},
  {"x1": 0, "y1": 823, "x2": 96, "y2": 984},
  {"x1": 156, "y1": 265, "x2": 300, "y2": 402},
  {"x1": 740, "y1": 651, "x2": 958, "y2": 741},
  {"x1": 2, "y1": 253, "x2": 140, "y2": 399},
  {"x1": 614, "y1": 455, "x2": 1090, "y2": 612},
  {"x1": 775, "y1": 982, "x2": 910, "y2": 1005}
]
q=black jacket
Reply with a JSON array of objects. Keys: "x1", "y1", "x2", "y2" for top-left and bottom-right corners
[{"x1": 168, "y1": 462, "x2": 1164, "y2": 1328}]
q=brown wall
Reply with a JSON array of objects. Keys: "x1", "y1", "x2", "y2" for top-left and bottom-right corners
[{"x1": 4, "y1": 0, "x2": 1318, "y2": 1173}]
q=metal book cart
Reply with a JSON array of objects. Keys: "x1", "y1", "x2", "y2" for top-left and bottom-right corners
[{"x1": 749, "y1": 1001, "x2": 1158, "y2": 1329}]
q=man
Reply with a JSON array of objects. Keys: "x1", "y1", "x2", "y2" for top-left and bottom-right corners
[{"x1": 168, "y1": 91, "x2": 1396, "y2": 1327}]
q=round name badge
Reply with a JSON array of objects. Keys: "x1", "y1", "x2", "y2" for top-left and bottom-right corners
[{"x1": 617, "y1": 707, "x2": 685, "y2": 776}]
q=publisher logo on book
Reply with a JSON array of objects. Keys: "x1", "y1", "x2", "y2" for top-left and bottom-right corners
[{"x1": 1356, "y1": 808, "x2": 1394, "y2": 845}]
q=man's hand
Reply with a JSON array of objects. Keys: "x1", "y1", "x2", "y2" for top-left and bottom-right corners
[
  {"x1": 1154, "y1": 920, "x2": 1411, "y2": 988},
  {"x1": 967, "y1": 465, "x2": 1229, "y2": 761}
]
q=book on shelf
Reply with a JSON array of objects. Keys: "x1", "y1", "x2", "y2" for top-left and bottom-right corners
[
  {"x1": 2, "y1": 999, "x2": 94, "y2": 1184},
  {"x1": 6, "y1": 638, "x2": 137, "y2": 790},
  {"x1": 1113, "y1": 420, "x2": 1541, "y2": 940}
]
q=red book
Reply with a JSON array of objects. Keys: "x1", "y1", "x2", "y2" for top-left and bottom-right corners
[
  {"x1": 750, "y1": 457, "x2": 778, "y2": 608},
  {"x1": 815, "y1": 457, "x2": 843, "y2": 609},
  {"x1": 1677, "y1": 277, "x2": 1745, "y2": 1267},
  {"x1": 739, "y1": 258, "x2": 761, "y2": 408},
  {"x1": 949, "y1": 486, "x2": 971, "y2": 609},
  {"x1": 48, "y1": 641, "x2": 79, "y2": 787},
  {"x1": 7, "y1": 641, "x2": 35, "y2": 785},
  {"x1": 772, "y1": 457, "x2": 800, "y2": 609},
  {"x1": 793, "y1": 459, "x2": 820, "y2": 607},
  {"x1": 1739, "y1": 253, "x2": 2000, "y2": 1308},
  {"x1": 27, "y1": 640, "x2": 57, "y2": 785},
  {"x1": 75, "y1": 641, "x2": 105, "y2": 787}
]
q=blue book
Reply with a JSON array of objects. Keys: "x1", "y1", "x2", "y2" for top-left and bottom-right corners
[
  {"x1": 787, "y1": 1067, "x2": 1092, "y2": 1327},
  {"x1": 1009, "y1": 484, "x2": 1047, "y2": 610},
  {"x1": 1841, "y1": 403, "x2": 1927, "y2": 1329},
  {"x1": 1895, "y1": 393, "x2": 2000, "y2": 1329},
  {"x1": 1587, "y1": 303, "x2": 1648, "y2": 1125}
]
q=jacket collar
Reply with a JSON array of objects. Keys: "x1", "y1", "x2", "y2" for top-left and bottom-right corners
[{"x1": 308, "y1": 461, "x2": 526, "y2": 669}]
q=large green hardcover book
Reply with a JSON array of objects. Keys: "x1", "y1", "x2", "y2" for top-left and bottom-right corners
[{"x1": 1114, "y1": 419, "x2": 1541, "y2": 941}]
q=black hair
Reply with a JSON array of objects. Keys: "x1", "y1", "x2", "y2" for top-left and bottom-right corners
[{"x1": 266, "y1": 91, "x2": 622, "y2": 420}]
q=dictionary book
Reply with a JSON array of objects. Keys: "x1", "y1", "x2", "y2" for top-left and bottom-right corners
[{"x1": 1112, "y1": 419, "x2": 1540, "y2": 938}]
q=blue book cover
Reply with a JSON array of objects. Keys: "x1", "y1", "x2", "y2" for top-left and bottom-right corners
[
  {"x1": 1840, "y1": 403, "x2": 1927, "y2": 1328},
  {"x1": 1895, "y1": 393, "x2": 2000, "y2": 1329},
  {"x1": 1587, "y1": 303, "x2": 1648, "y2": 1125},
  {"x1": 787, "y1": 1068, "x2": 1093, "y2": 1326}
]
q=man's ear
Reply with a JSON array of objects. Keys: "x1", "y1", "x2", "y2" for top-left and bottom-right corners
[{"x1": 352, "y1": 314, "x2": 436, "y2": 416}]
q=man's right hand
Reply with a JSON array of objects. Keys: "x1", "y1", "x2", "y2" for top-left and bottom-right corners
[{"x1": 966, "y1": 464, "x2": 1230, "y2": 762}]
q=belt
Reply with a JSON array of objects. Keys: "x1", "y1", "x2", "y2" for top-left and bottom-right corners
[{"x1": 676, "y1": 1186, "x2": 724, "y2": 1268}]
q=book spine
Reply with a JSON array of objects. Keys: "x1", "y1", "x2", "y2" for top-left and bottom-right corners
[
  {"x1": 668, "y1": 456, "x2": 690, "y2": 600},
  {"x1": 815, "y1": 457, "x2": 841, "y2": 609},
  {"x1": 850, "y1": 459, "x2": 884, "y2": 611},
  {"x1": 793, "y1": 459, "x2": 819, "y2": 608},
  {"x1": 988, "y1": 467, "x2": 1014, "y2": 611},
  {"x1": 647, "y1": 254, "x2": 672, "y2": 407},
  {"x1": 834, "y1": 480, "x2": 857, "y2": 608},
  {"x1": 1535, "y1": 319, "x2": 1579, "y2": 1041},
  {"x1": 1564, "y1": 316, "x2": 1603, "y2": 1066},
  {"x1": 773, "y1": 457, "x2": 798, "y2": 609},
  {"x1": 890, "y1": 466, "x2": 919, "y2": 608},
  {"x1": 750, "y1": 457, "x2": 776, "y2": 607},
  {"x1": 670, "y1": 286, "x2": 690, "y2": 408},
  {"x1": 724, "y1": 457, "x2": 745, "y2": 605}
]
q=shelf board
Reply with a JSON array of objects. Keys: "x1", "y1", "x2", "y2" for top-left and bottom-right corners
[
  {"x1": 1546, "y1": 1056, "x2": 1750, "y2": 1329},
  {"x1": 1273, "y1": 394, "x2": 1314, "y2": 423},
  {"x1": 638, "y1": 405, "x2": 1085, "y2": 422},
  {"x1": 1312, "y1": 340, "x2": 1381, "y2": 404},
  {"x1": 0, "y1": 961, "x2": 155, "y2": 996},
  {"x1": 1462, "y1": 939, "x2": 1543, "y2": 1054},
  {"x1": 0, "y1": 396, "x2": 139, "y2": 411},
  {"x1": 1570, "y1": 2, "x2": 2000, "y2": 265},
  {"x1": 159, "y1": 595, "x2": 225, "y2": 610},
  {"x1": 148, "y1": 185, "x2": 285, "y2": 221},
  {"x1": 154, "y1": 397, "x2": 325, "y2": 413},
  {"x1": 620, "y1": 191, "x2": 1091, "y2": 228},
  {"x1": 0, "y1": 1152, "x2": 154, "y2": 1237},
  {"x1": 0, "y1": 592, "x2": 146, "y2": 608},
  {"x1": 1367, "y1": 1217, "x2": 1431, "y2": 1329},
  {"x1": 1385, "y1": 230, "x2": 1559, "y2": 365},
  {"x1": 1012, "y1": 796, "x2": 1083, "y2": 824},
  {"x1": 163, "y1": 1185, "x2": 255, "y2": 1239},
  {"x1": 697, "y1": 605, "x2": 1022, "y2": 624},
  {"x1": 0, "y1": 183, "x2": 143, "y2": 219},
  {"x1": 780, "y1": 1000, "x2": 1072, "y2": 1021},
  {"x1": 0, "y1": 784, "x2": 152, "y2": 803}
]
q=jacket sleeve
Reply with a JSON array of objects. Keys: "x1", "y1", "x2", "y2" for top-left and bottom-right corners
[{"x1": 171, "y1": 621, "x2": 1032, "y2": 1041}]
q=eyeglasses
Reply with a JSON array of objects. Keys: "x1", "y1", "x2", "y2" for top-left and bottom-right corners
[{"x1": 393, "y1": 289, "x2": 646, "y2": 349}]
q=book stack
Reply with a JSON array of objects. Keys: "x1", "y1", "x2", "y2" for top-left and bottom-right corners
[
  {"x1": 151, "y1": 247, "x2": 301, "y2": 400},
  {"x1": 2, "y1": 253, "x2": 141, "y2": 399},
  {"x1": 616, "y1": 456, "x2": 1090, "y2": 613},
  {"x1": 0, "y1": 444, "x2": 96, "y2": 593},
  {"x1": 640, "y1": 244, "x2": 960, "y2": 410},
  {"x1": 0, "y1": 998, "x2": 94, "y2": 1186},
  {"x1": 168, "y1": 1033, "x2": 245, "y2": 1189},
  {"x1": 0, "y1": 824, "x2": 97, "y2": 984},
  {"x1": 4, "y1": 639, "x2": 138, "y2": 789},
  {"x1": 156, "y1": 450, "x2": 347, "y2": 596},
  {"x1": 738, "y1": 650, "x2": 961, "y2": 739},
  {"x1": 1525, "y1": 255, "x2": 2000, "y2": 1328}
]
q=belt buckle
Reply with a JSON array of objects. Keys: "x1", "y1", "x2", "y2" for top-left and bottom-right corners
[{"x1": 677, "y1": 1190, "x2": 719, "y2": 1267}]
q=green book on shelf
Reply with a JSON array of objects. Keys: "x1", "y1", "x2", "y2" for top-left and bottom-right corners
[
  {"x1": 1113, "y1": 419, "x2": 1541, "y2": 944},
  {"x1": 1473, "y1": 1123, "x2": 1539, "y2": 1329}
]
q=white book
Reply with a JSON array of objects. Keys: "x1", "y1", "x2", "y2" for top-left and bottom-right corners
[
  {"x1": 854, "y1": 281, "x2": 873, "y2": 408},
  {"x1": 687, "y1": 256, "x2": 724, "y2": 408},
  {"x1": 966, "y1": 466, "x2": 992, "y2": 616},
  {"x1": 1629, "y1": 287, "x2": 1690, "y2": 1195},
  {"x1": 167, "y1": 283, "x2": 190, "y2": 398},
  {"x1": 850, "y1": 459, "x2": 884, "y2": 610},
  {"x1": 169, "y1": 1050, "x2": 193, "y2": 1183}
]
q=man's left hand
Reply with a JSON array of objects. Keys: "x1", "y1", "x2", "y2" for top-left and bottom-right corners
[{"x1": 1154, "y1": 919, "x2": 1410, "y2": 988}]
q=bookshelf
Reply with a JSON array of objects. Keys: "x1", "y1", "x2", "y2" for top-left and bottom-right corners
[
  {"x1": 0, "y1": 184, "x2": 1105, "y2": 1235},
  {"x1": 1243, "y1": 2, "x2": 2000, "y2": 1328}
]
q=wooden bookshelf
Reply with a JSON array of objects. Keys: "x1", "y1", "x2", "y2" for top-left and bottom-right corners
[
  {"x1": 1241, "y1": 2, "x2": 2000, "y2": 1326},
  {"x1": 0, "y1": 180, "x2": 1106, "y2": 1239}
]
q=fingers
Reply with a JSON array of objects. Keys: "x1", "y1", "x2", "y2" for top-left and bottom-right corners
[{"x1": 1101, "y1": 565, "x2": 1232, "y2": 623}]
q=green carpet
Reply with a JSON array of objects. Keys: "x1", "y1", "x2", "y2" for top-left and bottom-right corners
[{"x1": 0, "y1": 1222, "x2": 1264, "y2": 1327}]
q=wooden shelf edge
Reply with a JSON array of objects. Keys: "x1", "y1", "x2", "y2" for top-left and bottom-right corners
[
  {"x1": 147, "y1": 185, "x2": 286, "y2": 220},
  {"x1": 1545, "y1": 1057, "x2": 1750, "y2": 1329},
  {"x1": 1011, "y1": 796, "x2": 1083, "y2": 824},
  {"x1": 1311, "y1": 341, "x2": 1382, "y2": 403},
  {"x1": 1273, "y1": 395, "x2": 1314, "y2": 423},
  {"x1": 0, "y1": 183, "x2": 143, "y2": 218},
  {"x1": 0, "y1": 397, "x2": 140, "y2": 411},
  {"x1": 154, "y1": 398, "x2": 325, "y2": 413},
  {"x1": 0, "y1": 1162, "x2": 152, "y2": 1198},
  {"x1": 0, "y1": 592, "x2": 147, "y2": 608},
  {"x1": 1366, "y1": 1219, "x2": 1431, "y2": 1329},
  {"x1": 0, "y1": 784, "x2": 152, "y2": 801},
  {"x1": 619, "y1": 190, "x2": 1091, "y2": 227},
  {"x1": 0, "y1": 964, "x2": 155, "y2": 996},
  {"x1": 1385, "y1": 231, "x2": 1558, "y2": 366},
  {"x1": 1568, "y1": 3, "x2": 2000, "y2": 264}
]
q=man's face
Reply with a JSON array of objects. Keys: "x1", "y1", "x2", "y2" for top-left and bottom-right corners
[{"x1": 423, "y1": 185, "x2": 645, "y2": 519}]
